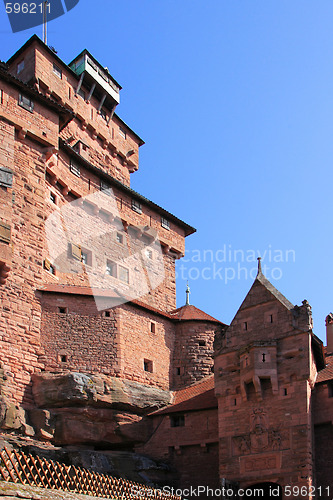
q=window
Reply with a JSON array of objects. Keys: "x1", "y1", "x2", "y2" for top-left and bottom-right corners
[
  {"x1": 0, "y1": 221, "x2": 11, "y2": 244},
  {"x1": 60, "y1": 355, "x2": 68, "y2": 363},
  {"x1": 145, "y1": 248, "x2": 153, "y2": 260},
  {"x1": 70, "y1": 160, "x2": 81, "y2": 177},
  {"x1": 100, "y1": 108, "x2": 107, "y2": 121},
  {"x1": 81, "y1": 249, "x2": 92, "y2": 266},
  {"x1": 132, "y1": 199, "x2": 142, "y2": 214},
  {"x1": 116, "y1": 232, "x2": 124, "y2": 244},
  {"x1": 18, "y1": 94, "x2": 34, "y2": 112},
  {"x1": 119, "y1": 265, "x2": 129, "y2": 283},
  {"x1": 0, "y1": 167, "x2": 13, "y2": 188},
  {"x1": 78, "y1": 88, "x2": 85, "y2": 100},
  {"x1": 104, "y1": 310, "x2": 111, "y2": 318},
  {"x1": 106, "y1": 260, "x2": 116, "y2": 277},
  {"x1": 243, "y1": 321, "x2": 248, "y2": 331},
  {"x1": 58, "y1": 307, "x2": 67, "y2": 314},
  {"x1": 44, "y1": 259, "x2": 55, "y2": 275},
  {"x1": 17, "y1": 60, "x2": 24, "y2": 74},
  {"x1": 244, "y1": 381, "x2": 256, "y2": 401},
  {"x1": 70, "y1": 243, "x2": 82, "y2": 261},
  {"x1": 143, "y1": 359, "x2": 153, "y2": 373},
  {"x1": 198, "y1": 340, "x2": 206, "y2": 347},
  {"x1": 100, "y1": 179, "x2": 111, "y2": 194},
  {"x1": 176, "y1": 367, "x2": 181, "y2": 376},
  {"x1": 328, "y1": 382, "x2": 333, "y2": 398},
  {"x1": 170, "y1": 415, "x2": 185, "y2": 427},
  {"x1": 150, "y1": 322, "x2": 156, "y2": 333},
  {"x1": 50, "y1": 192, "x2": 56, "y2": 204},
  {"x1": 161, "y1": 217, "x2": 170, "y2": 230},
  {"x1": 53, "y1": 63, "x2": 62, "y2": 79},
  {"x1": 119, "y1": 126, "x2": 126, "y2": 139}
]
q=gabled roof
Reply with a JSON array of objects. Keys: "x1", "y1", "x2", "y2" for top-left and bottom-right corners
[
  {"x1": 238, "y1": 261, "x2": 294, "y2": 313},
  {"x1": 169, "y1": 304, "x2": 223, "y2": 323},
  {"x1": 150, "y1": 376, "x2": 217, "y2": 416}
]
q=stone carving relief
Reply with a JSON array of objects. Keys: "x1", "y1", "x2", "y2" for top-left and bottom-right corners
[{"x1": 232, "y1": 408, "x2": 287, "y2": 456}]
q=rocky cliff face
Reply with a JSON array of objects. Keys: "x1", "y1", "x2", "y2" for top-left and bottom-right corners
[{"x1": 28, "y1": 372, "x2": 172, "y2": 446}]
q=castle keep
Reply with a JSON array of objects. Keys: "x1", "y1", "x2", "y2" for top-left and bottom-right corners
[{"x1": 0, "y1": 36, "x2": 333, "y2": 497}]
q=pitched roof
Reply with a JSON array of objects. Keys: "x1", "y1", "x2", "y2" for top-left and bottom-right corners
[
  {"x1": 316, "y1": 354, "x2": 333, "y2": 383},
  {"x1": 150, "y1": 376, "x2": 217, "y2": 416},
  {"x1": 169, "y1": 304, "x2": 223, "y2": 323},
  {"x1": 237, "y1": 266, "x2": 295, "y2": 313}
]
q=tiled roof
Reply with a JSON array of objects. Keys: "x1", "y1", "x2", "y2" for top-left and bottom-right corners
[
  {"x1": 39, "y1": 284, "x2": 121, "y2": 298},
  {"x1": 256, "y1": 272, "x2": 294, "y2": 310},
  {"x1": 317, "y1": 354, "x2": 333, "y2": 383},
  {"x1": 169, "y1": 304, "x2": 223, "y2": 323},
  {"x1": 150, "y1": 376, "x2": 217, "y2": 416}
]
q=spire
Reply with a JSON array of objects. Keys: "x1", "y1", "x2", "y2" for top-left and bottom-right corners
[
  {"x1": 257, "y1": 257, "x2": 262, "y2": 277},
  {"x1": 185, "y1": 281, "x2": 190, "y2": 305}
]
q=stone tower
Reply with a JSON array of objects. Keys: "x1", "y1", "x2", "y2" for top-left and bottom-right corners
[{"x1": 214, "y1": 259, "x2": 325, "y2": 496}]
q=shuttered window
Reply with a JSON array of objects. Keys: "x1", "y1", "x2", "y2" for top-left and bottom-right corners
[
  {"x1": 0, "y1": 221, "x2": 11, "y2": 244},
  {"x1": 0, "y1": 167, "x2": 13, "y2": 188},
  {"x1": 70, "y1": 243, "x2": 82, "y2": 261}
]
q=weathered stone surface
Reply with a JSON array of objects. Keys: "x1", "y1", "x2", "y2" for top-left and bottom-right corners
[
  {"x1": 32, "y1": 372, "x2": 171, "y2": 413},
  {"x1": 52, "y1": 407, "x2": 149, "y2": 445},
  {"x1": 0, "y1": 481, "x2": 108, "y2": 499}
]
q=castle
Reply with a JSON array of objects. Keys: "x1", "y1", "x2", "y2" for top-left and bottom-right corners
[{"x1": 0, "y1": 35, "x2": 333, "y2": 499}]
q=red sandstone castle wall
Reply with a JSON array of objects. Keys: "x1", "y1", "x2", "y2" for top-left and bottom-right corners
[
  {"x1": 214, "y1": 281, "x2": 317, "y2": 495},
  {"x1": 172, "y1": 321, "x2": 219, "y2": 389}
]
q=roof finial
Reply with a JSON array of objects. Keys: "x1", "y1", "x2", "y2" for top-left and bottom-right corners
[
  {"x1": 257, "y1": 257, "x2": 262, "y2": 276},
  {"x1": 185, "y1": 281, "x2": 190, "y2": 305}
]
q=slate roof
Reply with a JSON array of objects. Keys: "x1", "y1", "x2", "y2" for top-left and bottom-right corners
[{"x1": 150, "y1": 376, "x2": 217, "y2": 416}]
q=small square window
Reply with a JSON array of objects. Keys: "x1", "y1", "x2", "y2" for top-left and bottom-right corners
[
  {"x1": 150, "y1": 322, "x2": 156, "y2": 333},
  {"x1": 100, "y1": 179, "x2": 111, "y2": 194},
  {"x1": 119, "y1": 126, "x2": 126, "y2": 139},
  {"x1": 17, "y1": 60, "x2": 25, "y2": 74},
  {"x1": 70, "y1": 160, "x2": 80, "y2": 177},
  {"x1": 161, "y1": 217, "x2": 170, "y2": 230},
  {"x1": 81, "y1": 249, "x2": 92, "y2": 266},
  {"x1": 145, "y1": 248, "x2": 153, "y2": 259},
  {"x1": 116, "y1": 232, "x2": 124, "y2": 244},
  {"x1": 60, "y1": 355, "x2": 68, "y2": 363},
  {"x1": 50, "y1": 192, "x2": 56, "y2": 204},
  {"x1": 18, "y1": 94, "x2": 34, "y2": 112},
  {"x1": 104, "y1": 310, "x2": 111, "y2": 318},
  {"x1": 144, "y1": 359, "x2": 153, "y2": 373},
  {"x1": 44, "y1": 259, "x2": 55, "y2": 275},
  {"x1": 106, "y1": 260, "x2": 116, "y2": 277},
  {"x1": 176, "y1": 367, "x2": 181, "y2": 376},
  {"x1": 198, "y1": 340, "x2": 206, "y2": 347},
  {"x1": 53, "y1": 63, "x2": 62, "y2": 79},
  {"x1": 58, "y1": 307, "x2": 67, "y2": 314},
  {"x1": 100, "y1": 108, "x2": 107, "y2": 121},
  {"x1": 132, "y1": 199, "x2": 142, "y2": 214},
  {"x1": 119, "y1": 265, "x2": 129, "y2": 283},
  {"x1": 170, "y1": 415, "x2": 185, "y2": 427}
]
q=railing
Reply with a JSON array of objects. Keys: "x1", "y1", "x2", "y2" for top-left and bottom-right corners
[{"x1": 0, "y1": 447, "x2": 180, "y2": 500}]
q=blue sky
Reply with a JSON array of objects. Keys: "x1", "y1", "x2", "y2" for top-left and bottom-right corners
[{"x1": 1, "y1": 1, "x2": 332, "y2": 343}]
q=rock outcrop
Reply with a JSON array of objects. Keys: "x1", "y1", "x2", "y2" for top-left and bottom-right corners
[{"x1": 29, "y1": 372, "x2": 172, "y2": 446}]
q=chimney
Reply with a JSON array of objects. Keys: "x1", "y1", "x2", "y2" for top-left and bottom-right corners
[{"x1": 325, "y1": 313, "x2": 333, "y2": 354}]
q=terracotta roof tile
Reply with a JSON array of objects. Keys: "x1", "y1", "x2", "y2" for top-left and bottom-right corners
[
  {"x1": 317, "y1": 354, "x2": 333, "y2": 383},
  {"x1": 169, "y1": 305, "x2": 224, "y2": 324},
  {"x1": 150, "y1": 376, "x2": 217, "y2": 416}
]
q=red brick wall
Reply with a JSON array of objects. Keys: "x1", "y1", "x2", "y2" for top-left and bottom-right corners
[{"x1": 314, "y1": 423, "x2": 333, "y2": 497}]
